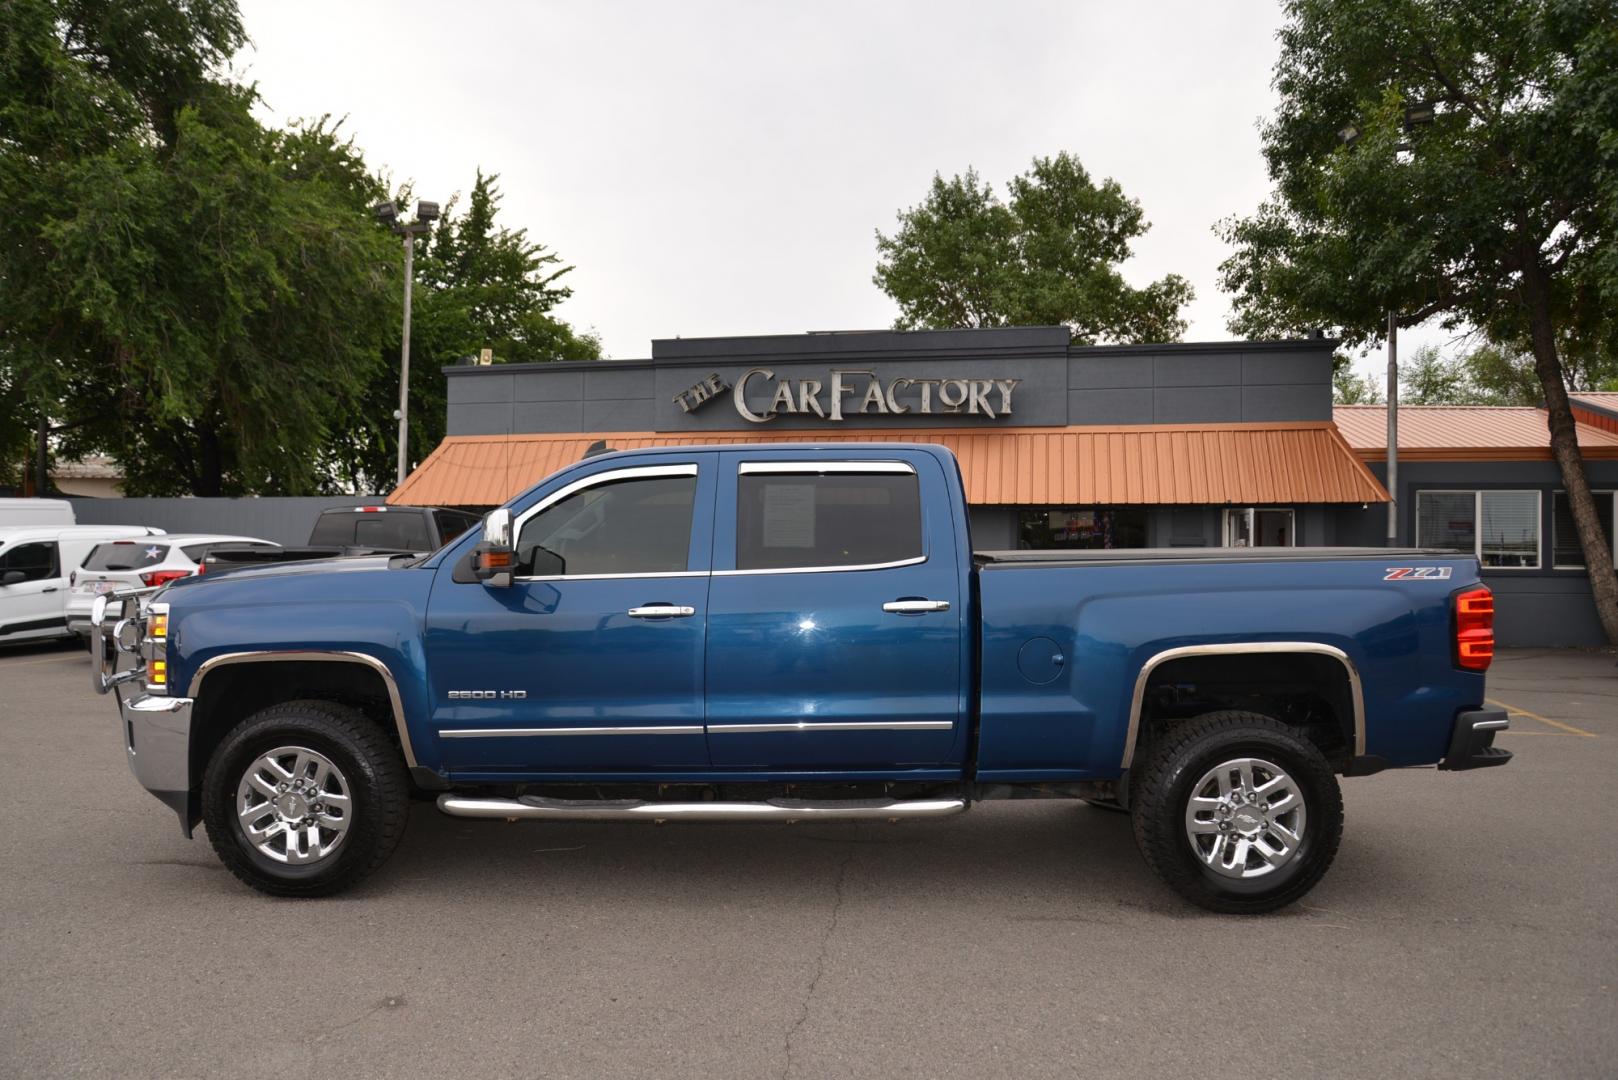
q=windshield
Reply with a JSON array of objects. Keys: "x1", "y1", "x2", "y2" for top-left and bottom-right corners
[
  {"x1": 309, "y1": 511, "x2": 431, "y2": 551},
  {"x1": 82, "y1": 542, "x2": 169, "y2": 571}
]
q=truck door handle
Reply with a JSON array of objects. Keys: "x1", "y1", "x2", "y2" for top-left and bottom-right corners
[
  {"x1": 627, "y1": 604, "x2": 696, "y2": 618},
  {"x1": 882, "y1": 599, "x2": 950, "y2": 614}
]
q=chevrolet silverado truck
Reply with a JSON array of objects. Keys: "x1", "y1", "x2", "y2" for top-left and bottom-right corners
[{"x1": 90, "y1": 443, "x2": 1510, "y2": 912}]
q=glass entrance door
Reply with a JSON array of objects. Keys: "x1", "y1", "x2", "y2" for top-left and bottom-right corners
[{"x1": 1224, "y1": 508, "x2": 1295, "y2": 547}]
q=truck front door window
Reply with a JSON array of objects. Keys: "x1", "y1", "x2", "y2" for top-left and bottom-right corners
[{"x1": 516, "y1": 475, "x2": 697, "y2": 577}]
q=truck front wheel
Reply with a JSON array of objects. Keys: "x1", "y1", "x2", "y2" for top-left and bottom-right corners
[
  {"x1": 201, "y1": 700, "x2": 409, "y2": 897},
  {"x1": 1130, "y1": 711, "x2": 1343, "y2": 914}
]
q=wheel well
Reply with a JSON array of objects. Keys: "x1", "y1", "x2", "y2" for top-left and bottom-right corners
[
  {"x1": 1133, "y1": 652, "x2": 1357, "y2": 771},
  {"x1": 188, "y1": 661, "x2": 403, "y2": 791}
]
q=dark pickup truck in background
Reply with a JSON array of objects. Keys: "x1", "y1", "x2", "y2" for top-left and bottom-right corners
[{"x1": 204, "y1": 505, "x2": 480, "y2": 571}]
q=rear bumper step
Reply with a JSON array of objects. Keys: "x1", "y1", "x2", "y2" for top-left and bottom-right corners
[
  {"x1": 436, "y1": 794, "x2": 968, "y2": 822},
  {"x1": 1438, "y1": 708, "x2": 1513, "y2": 771}
]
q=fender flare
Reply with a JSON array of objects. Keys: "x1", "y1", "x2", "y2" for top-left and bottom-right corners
[
  {"x1": 1121, "y1": 641, "x2": 1365, "y2": 768},
  {"x1": 188, "y1": 650, "x2": 419, "y2": 769}
]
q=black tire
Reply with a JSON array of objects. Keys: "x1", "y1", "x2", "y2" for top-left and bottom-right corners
[
  {"x1": 201, "y1": 699, "x2": 409, "y2": 897},
  {"x1": 1130, "y1": 710, "x2": 1343, "y2": 914}
]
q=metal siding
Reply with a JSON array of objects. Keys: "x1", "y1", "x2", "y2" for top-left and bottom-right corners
[
  {"x1": 390, "y1": 423, "x2": 1390, "y2": 509},
  {"x1": 65, "y1": 496, "x2": 386, "y2": 546},
  {"x1": 1335, "y1": 405, "x2": 1618, "y2": 458}
]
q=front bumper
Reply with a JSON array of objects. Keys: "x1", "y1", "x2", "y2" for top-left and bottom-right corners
[
  {"x1": 92, "y1": 588, "x2": 195, "y2": 831},
  {"x1": 116, "y1": 692, "x2": 196, "y2": 828},
  {"x1": 1438, "y1": 707, "x2": 1513, "y2": 771}
]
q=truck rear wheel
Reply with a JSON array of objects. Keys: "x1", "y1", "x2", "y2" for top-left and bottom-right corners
[
  {"x1": 1130, "y1": 711, "x2": 1343, "y2": 914},
  {"x1": 201, "y1": 700, "x2": 408, "y2": 897}
]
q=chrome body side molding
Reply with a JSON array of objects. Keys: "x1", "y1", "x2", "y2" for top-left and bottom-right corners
[
  {"x1": 440, "y1": 725, "x2": 705, "y2": 738},
  {"x1": 188, "y1": 650, "x2": 418, "y2": 769},
  {"x1": 711, "y1": 554, "x2": 926, "y2": 578},
  {"x1": 1121, "y1": 642, "x2": 1366, "y2": 768},
  {"x1": 437, "y1": 794, "x2": 967, "y2": 822},
  {"x1": 706, "y1": 720, "x2": 954, "y2": 734},
  {"x1": 737, "y1": 460, "x2": 916, "y2": 475}
]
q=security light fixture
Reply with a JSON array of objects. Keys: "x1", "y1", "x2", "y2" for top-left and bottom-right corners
[
  {"x1": 1403, "y1": 103, "x2": 1436, "y2": 129},
  {"x1": 373, "y1": 201, "x2": 398, "y2": 225},
  {"x1": 415, "y1": 200, "x2": 440, "y2": 223}
]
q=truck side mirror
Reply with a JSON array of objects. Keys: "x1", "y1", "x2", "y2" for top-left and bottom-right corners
[
  {"x1": 0, "y1": 570, "x2": 24, "y2": 586},
  {"x1": 472, "y1": 508, "x2": 515, "y2": 588}
]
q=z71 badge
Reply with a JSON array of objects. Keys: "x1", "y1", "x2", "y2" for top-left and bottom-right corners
[{"x1": 1383, "y1": 566, "x2": 1453, "y2": 580}]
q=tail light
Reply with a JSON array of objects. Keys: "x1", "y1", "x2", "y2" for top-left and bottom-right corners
[
  {"x1": 1455, "y1": 587, "x2": 1494, "y2": 671},
  {"x1": 141, "y1": 569, "x2": 191, "y2": 588}
]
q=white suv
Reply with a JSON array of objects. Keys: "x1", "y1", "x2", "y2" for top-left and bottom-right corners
[
  {"x1": 0, "y1": 525, "x2": 164, "y2": 646},
  {"x1": 65, "y1": 533, "x2": 280, "y2": 637}
]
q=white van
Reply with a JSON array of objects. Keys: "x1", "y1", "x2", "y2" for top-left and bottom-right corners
[
  {"x1": 0, "y1": 498, "x2": 75, "y2": 528},
  {"x1": 0, "y1": 524, "x2": 164, "y2": 645}
]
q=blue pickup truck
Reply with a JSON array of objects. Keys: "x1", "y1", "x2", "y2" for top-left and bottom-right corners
[{"x1": 91, "y1": 443, "x2": 1510, "y2": 912}]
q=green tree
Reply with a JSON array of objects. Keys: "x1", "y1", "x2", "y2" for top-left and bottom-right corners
[
  {"x1": 327, "y1": 171, "x2": 601, "y2": 492},
  {"x1": 1216, "y1": 0, "x2": 1618, "y2": 642},
  {"x1": 874, "y1": 153, "x2": 1193, "y2": 344},
  {"x1": 0, "y1": 0, "x2": 398, "y2": 495},
  {"x1": 1333, "y1": 367, "x2": 1384, "y2": 404}
]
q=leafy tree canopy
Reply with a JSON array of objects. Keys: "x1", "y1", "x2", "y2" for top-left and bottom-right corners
[
  {"x1": 874, "y1": 153, "x2": 1193, "y2": 344},
  {"x1": 1218, "y1": 0, "x2": 1618, "y2": 641},
  {"x1": 0, "y1": 1, "x2": 598, "y2": 496}
]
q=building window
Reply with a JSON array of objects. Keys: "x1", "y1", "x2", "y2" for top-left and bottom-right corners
[
  {"x1": 1415, "y1": 490, "x2": 1541, "y2": 569},
  {"x1": 1223, "y1": 508, "x2": 1295, "y2": 547},
  {"x1": 1017, "y1": 508, "x2": 1148, "y2": 550},
  {"x1": 1552, "y1": 490, "x2": 1616, "y2": 569}
]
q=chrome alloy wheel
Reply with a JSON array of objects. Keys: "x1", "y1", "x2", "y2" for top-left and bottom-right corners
[
  {"x1": 1183, "y1": 756, "x2": 1308, "y2": 880},
  {"x1": 236, "y1": 746, "x2": 352, "y2": 865}
]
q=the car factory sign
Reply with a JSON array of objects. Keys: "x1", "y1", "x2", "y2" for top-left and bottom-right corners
[{"x1": 673, "y1": 369, "x2": 1023, "y2": 423}]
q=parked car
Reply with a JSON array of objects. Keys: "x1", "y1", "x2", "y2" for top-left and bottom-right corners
[
  {"x1": 201, "y1": 505, "x2": 480, "y2": 572},
  {"x1": 65, "y1": 534, "x2": 279, "y2": 637},
  {"x1": 90, "y1": 444, "x2": 1509, "y2": 912},
  {"x1": 0, "y1": 497, "x2": 75, "y2": 528},
  {"x1": 0, "y1": 524, "x2": 162, "y2": 645}
]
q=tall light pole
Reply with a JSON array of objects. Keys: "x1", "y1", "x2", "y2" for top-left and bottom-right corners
[
  {"x1": 1338, "y1": 103, "x2": 1434, "y2": 547},
  {"x1": 374, "y1": 199, "x2": 440, "y2": 489},
  {"x1": 1386, "y1": 311, "x2": 1398, "y2": 546}
]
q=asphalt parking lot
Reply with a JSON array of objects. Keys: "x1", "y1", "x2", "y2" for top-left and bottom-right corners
[{"x1": 1, "y1": 642, "x2": 1614, "y2": 1079}]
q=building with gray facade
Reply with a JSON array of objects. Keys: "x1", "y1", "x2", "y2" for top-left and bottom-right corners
[{"x1": 393, "y1": 326, "x2": 1618, "y2": 647}]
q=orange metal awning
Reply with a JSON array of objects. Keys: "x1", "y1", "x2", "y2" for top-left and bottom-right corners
[{"x1": 388, "y1": 421, "x2": 1390, "y2": 508}]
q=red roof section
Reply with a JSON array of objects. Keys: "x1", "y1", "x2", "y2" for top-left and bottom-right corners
[
  {"x1": 1333, "y1": 405, "x2": 1618, "y2": 461},
  {"x1": 390, "y1": 422, "x2": 1389, "y2": 508}
]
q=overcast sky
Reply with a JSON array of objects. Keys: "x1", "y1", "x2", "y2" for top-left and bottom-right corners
[{"x1": 237, "y1": 0, "x2": 1447, "y2": 376}]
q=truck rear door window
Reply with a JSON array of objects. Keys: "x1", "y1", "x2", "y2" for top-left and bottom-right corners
[{"x1": 735, "y1": 467, "x2": 922, "y2": 571}]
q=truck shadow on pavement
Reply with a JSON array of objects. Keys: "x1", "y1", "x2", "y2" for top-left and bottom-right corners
[{"x1": 323, "y1": 798, "x2": 1383, "y2": 920}]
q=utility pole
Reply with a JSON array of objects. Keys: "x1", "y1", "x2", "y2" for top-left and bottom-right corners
[
  {"x1": 397, "y1": 230, "x2": 415, "y2": 489},
  {"x1": 373, "y1": 199, "x2": 440, "y2": 489},
  {"x1": 1386, "y1": 311, "x2": 1399, "y2": 547}
]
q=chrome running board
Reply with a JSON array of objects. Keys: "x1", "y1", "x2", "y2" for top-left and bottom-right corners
[{"x1": 436, "y1": 794, "x2": 967, "y2": 823}]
